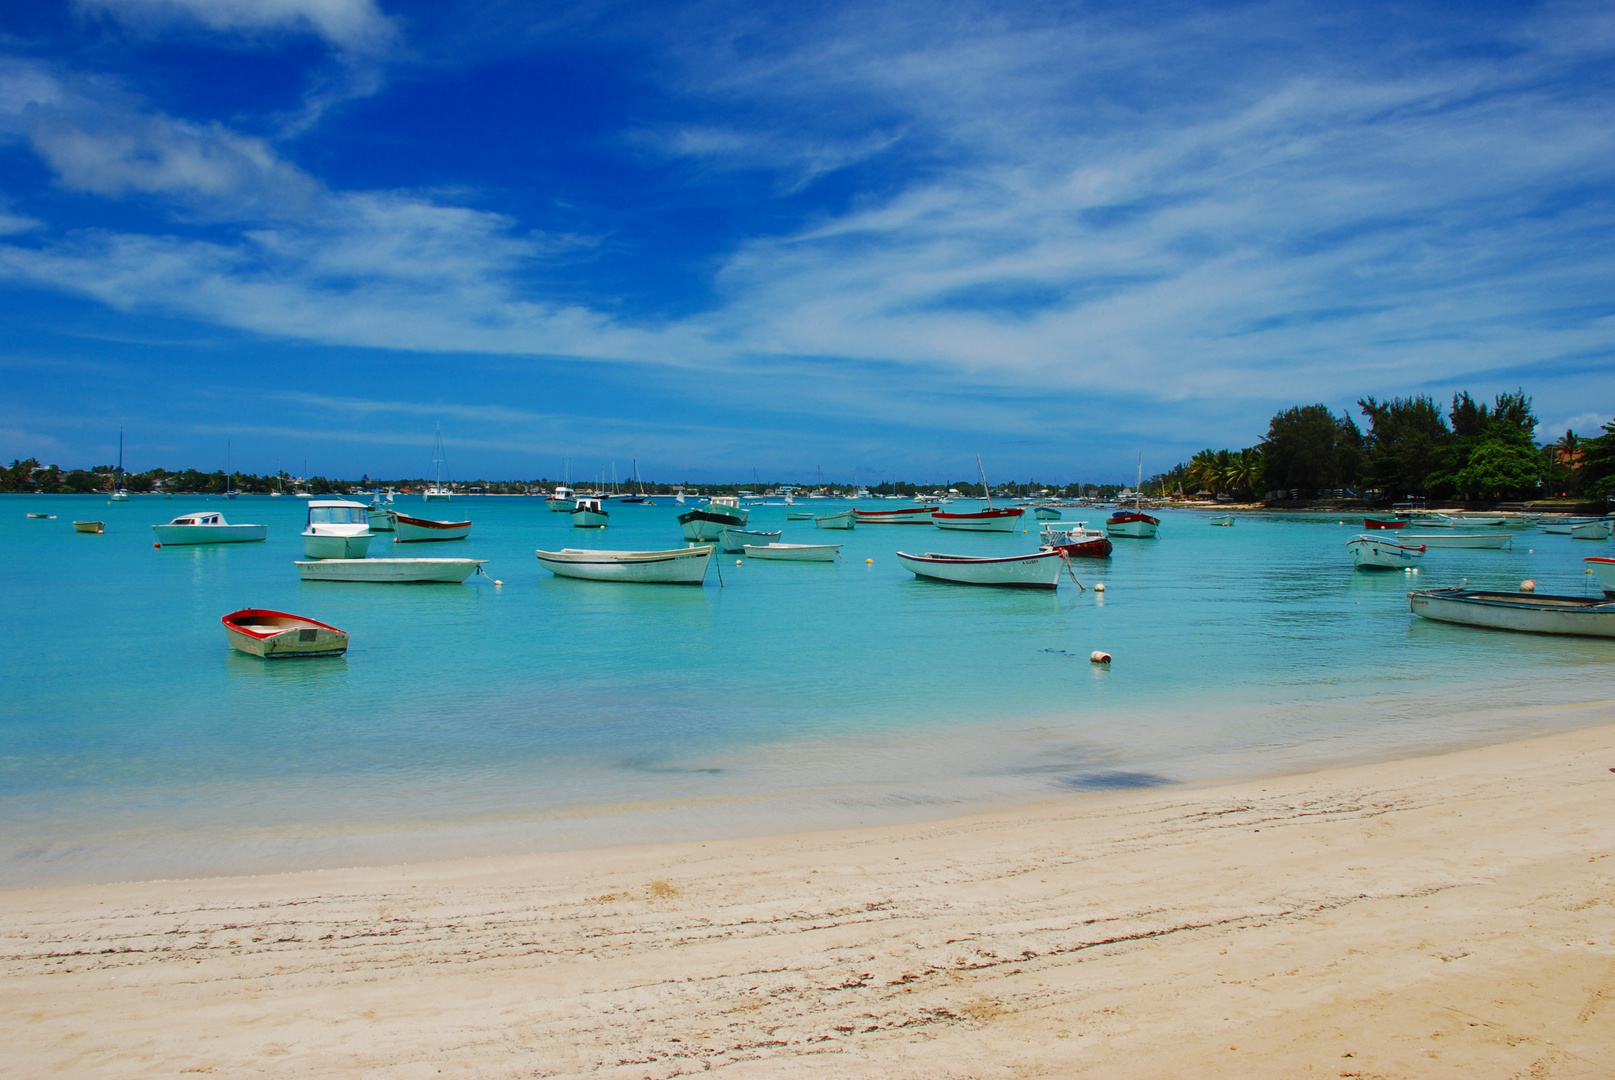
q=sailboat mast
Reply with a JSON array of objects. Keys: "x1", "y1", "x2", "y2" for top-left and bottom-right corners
[
  {"x1": 1137, "y1": 452, "x2": 1143, "y2": 506},
  {"x1": 977, "y1": 453, "x2": 992, "y2": 510},
  {"x1": 116, "y1": 428, "x2": 123, "y2": 491}
]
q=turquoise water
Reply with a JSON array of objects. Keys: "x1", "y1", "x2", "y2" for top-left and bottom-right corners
[{"x1": 4, "y1": 494, "x2": 1613, "y2": 886}]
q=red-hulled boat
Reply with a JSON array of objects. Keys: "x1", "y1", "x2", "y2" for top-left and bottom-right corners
[
  {"x1": 931, "y1": 507, "x2": 1024, "y2": 532},
  {"x1": 1040, "y1": 522, "x2": 1112, "y2": 558},
  {"x1": 1105, "y1": 511, "x2": 1159, "y2": 538},
  {"x1": 1363, "y1": 517, "x2": 1409, "y2": 530}
]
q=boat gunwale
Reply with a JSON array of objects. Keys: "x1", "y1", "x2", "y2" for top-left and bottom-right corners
[{"x1": 220, "y1": 607, "x2": 345, "y2": 640}]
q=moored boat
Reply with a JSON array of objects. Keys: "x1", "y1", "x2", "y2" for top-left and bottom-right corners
[
  {"x1": 73, "y1": 520, "x2": 104, "y2": 533},
  {"x1": 743, "y1": 542, "x2": 839, "y2": 562},
  {"x1": 1348, "y1": 535, "x2": 1424, "y2": 569},
  {"x1": 302, "y1": 500, "x2": 373, "y2": 560},
  {"x1": 786, "y1": 510, "x2": 815, "y2": 520},
  {"x1": 570, "y1": 498, "x2": 609, "y2": 529},
  {"x1": 368, "y1": 507, "x2": 397, "y2": 531},
  {"x1": 815, "y1": 510, "x2": 856, "y2": 530},
  {"x1": 1039, "y1": 522, "x2": 1112, "y2": 559},
  {"x1": 26, "y1": 512, "x2": 51, "y2": 519},
  {"x1": 1572, "y1": 519, "x2": 1611, "y2": 540},
  {"x1": 1393, "y1": 532, "x2": 1514, "y2": 550},
  {"x1": 1536, "y1": 516, "x2": 1604, "y2": 535},
  {"x1": 1106, "y1": 511, "x2": 1159, "y2": 538},
  {"x1": 1586, "y1": 556, "x2": 1615, "y2": 595},
  {"x1": 295, "y1": 558, "x2": 484, "y2": 583},
  {"x1": 1033, "y1": 506, "x2": 1063, "y2": 521},
  {"x1": 393, "y1": 511, "x2": 473, "y2": 541},
  {"x1": 1408, "y1": 587, "x2": 1615, "y2": 638},
  {"x1": 895, "y1": 549, "x2": 1064, "y2": 589},
  {"x1": 720, "y1": 527, "x2": 782, "y2": 552},
  {"x1": 851, "y1": 506, "x2": 936, "y2": 524},
  {"x1": 546, "y1": 484, "x2": 576, "y2": 512},
  {"x1": 222, "y1": 608, "x2": 349, "y2": 658},
  {"x1": 1208, "y1": 514, "x2": 1235, "y2": 526},
  {"x1": 931, "y1": 507, "x2": 1022, "y2": 532},
  {"x1": 535, "y1": 545, "x2": 713, "y2": 584},
  {"x1": 152, "y1": 511, "x2": 268, "y2": 546},
  {"x1": 1363, "y1": 518, "x2": 1409, "y2": 529},
  {"x1": 678, "y1": 496, "x2": 749, "y2": 541}
]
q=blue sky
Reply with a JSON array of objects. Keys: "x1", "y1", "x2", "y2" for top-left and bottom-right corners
[{"x1": 1, "y1": 0, "x2": 1612, "y2": 484}]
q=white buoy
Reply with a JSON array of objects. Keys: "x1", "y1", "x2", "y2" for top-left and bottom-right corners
[
  {"x1": 1094, "y1": 582, "x2": 1105, "y2": 592},
  {"x1": 1090, "y1": 651, "x2": 1111, "y2": 665},
  {"x1": 736, "y1": 559, "x2": 743, "y2": 566},
  {"x1": 494, "y1": 579, "x2": 503, "y2": 587},
  {"x1": 1520, "y1": 579, "x2": 1535, "y2": 592}
]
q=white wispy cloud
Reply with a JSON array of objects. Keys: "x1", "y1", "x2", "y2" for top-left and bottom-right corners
[{"x1": 76, "y1": 0, "x2": 399, "y2": 55}]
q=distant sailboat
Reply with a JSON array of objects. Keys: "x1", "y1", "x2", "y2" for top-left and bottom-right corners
[
  {"x1": 224, "y1": 440, "x2": 236, "y2": 499},
  {"x1": 110, "y1": 428, "x2": 129, "y2": 501},
  {"x1": 424, "y1": 422, "x2": 451, "y2": 501}
]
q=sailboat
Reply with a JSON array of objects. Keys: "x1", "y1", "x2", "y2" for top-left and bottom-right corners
[
  {"x1": 930, "y1": 455, "x2": 1023, "y2": 531},
  {"x1": 1107, "y1": 452, "x2": 1160, "y2": 538},
  {"x1": 224, "y1": 440, "x2": 236, "y2": 499},
  {"x1": 617, "y1": 459, "x2": 649, "y2": 503},
  {"x1": 110, "y1": 428, "x2": 129, "y2": 501},
  {"x1": 424, "y1": 421, "x2": 451, "y2": 501}
]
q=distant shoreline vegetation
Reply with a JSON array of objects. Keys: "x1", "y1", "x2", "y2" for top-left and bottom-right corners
[{"x1": 1145, "y1": 389, "x2": 1608, "y2": 505}]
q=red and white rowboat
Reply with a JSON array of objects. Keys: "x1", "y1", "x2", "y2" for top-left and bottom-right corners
[
  {"x1": 393, "y1": 512, "x2": 472, "y2": 542},
  {"x1": 1040, "y1": 522, "x2": 1112, "y2": 558},
  {"x1": 931, "y1": 507, "x2": 1024, "y2": 532},
  {"x1": 1106, "y1": 511, "x2": 1159, "y2": 538},
  {"x1": 895, "y1": 549, "x2": 1064, "y2": 589},
  {"x1": 222, "y1": 608, "x2": 349, "y2": 658},
  {"x1": 852, "y1": 506, "x2": 937, "y2": 524}
]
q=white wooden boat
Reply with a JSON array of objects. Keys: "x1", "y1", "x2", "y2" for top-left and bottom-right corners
[
  {"x1": 852, "y1": 506, "x2": 937, "y2": 525},
  {"x1": 743, "y1": 542, "x2": 839, "y2": 562},
  {"x1": 1106, "y1": 511, "x2": 1159, "y2": 538},
  {"x1": 295, "y1": 558, "x2": 485, "y2": 583},
  {"x1": 786, "y1": 511, "x2": 815, "y2": 520},
  {"x1": 1536, "y1": 516, "x2": 1603, "y2": 535},
  {"x1": 222, "y1": 608, "x2": 348, "y2": 658},
  {"x1": 302, "y1": 500, "x2": 373, "y2": 559},
  {"x1": 895, "y1": 549, "x2": 1064, "y2": 589},
  {"x1": 1408, "y1": 512, "x2": 1459, "y2": 527},
  {"x1": 569, "y1": 498, "x2": 608, "y2": 528},
  {"x1": 535, "y1": 545, "x2": 713, "y2": 584},
  {"x1": 73, "y1": 520, "x2": 104, "y2": 533},
  {"x1": 152, "y1": 511, "x2": 268, "y2": 546},
  {"x1": 1348, "y1": 535, "x2": 1424, "y2": 569},
  {"x1": 679, "y1": 497, "x2": 749, "y2": 541},
  {"x1": 1394, "y1": 532, "x2": 1514, "y2": 549},
  {"x1": 1208, "y1": 514, "x2": 1234, "y2": 526},
  {"x1": 1572, "y1": 519, "x2": 1611, "y2": 540},
  {"x1": 1587, "y1": 557, "x2": 1615, "y2": 595},
  {"x1": 931, "y1": 507, "x2": 1022, "y2": 532},
  {"x1": 1408, "y1": 588, "x2": 1615, "y2": 638},
  {"x1": 815, "y1": 510, "x2": 857, "y2": 530},
  {"x1": 1446, "y1": 515, "x2": 1510, "y2": 527},
  {"x1": 394, "y1": 511, "x2": 473, "y2": 541},
  {"x1": 1032, "y1": 506, "x2": 1063, "y2": 521},
  {"x1": 720, "y1": 527, "x2": 781, "y2": 552},
  {"x1": 368, "y1": 507, "x2": 397, "y2": 531}
]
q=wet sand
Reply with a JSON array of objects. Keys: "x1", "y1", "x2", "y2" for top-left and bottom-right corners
[{"x1": 3, "y1": 721, "x2": 1613, "y2": 1078}]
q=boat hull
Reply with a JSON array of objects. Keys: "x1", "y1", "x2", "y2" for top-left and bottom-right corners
[
  {"x1": 895, "y1": 550, "x2": 1063, "y2": 589},
  {"x1": 1588, "y1": 557, "x2": 1615, "y2": 595},
  {"x1": 302, "y1": 532, "x2": 374, "y2": 560},
  {"x1": 815, "y1": 512, "x2": 856, "y2": 530},
  {"x1": 931, "y1": 509, "x2": 1022, "y2": 532},
  {"x1": 720, "y1": 528, "x2": 782, "y2": 553},
  {"x1": 852, "y1": 507, "x2": 937, "y2": 524},
  {"x1": 392, "y1": 514, "x2": 472, "y2": 542},
  {"x1": 152, "y1": 523, "x2": 268, "y2": 545},
  {"x1": 1033, "y1": 507, "x2": 1063, "y2": 521},
  {"x1": 570, "y1": 509, "x2": 609, "y2": 528},
  {"x1": 536, "y1": 546, "x2": 713, "y2": 584},
  {"x1": 1208, "y1": 515, "x2": 1234, "y2": 526},
  {"x1": 786, "y1": 511, "x2": 814, "y2": 521},
  {"x1": 743, "y1": 543, "x2": 839, "y2": 562},
  {"x1": 1044, "y1": 536, "x2": 1112, "y2": 559},
  {"x1": 367, "y1": 508, "x2": 396, "y2": 531},
  {"x1": 1348, "y1": 536, "x2": 1424, "y2": 569},
  {"x1": 1363, "y1": 518, "x2": 1408, "y2": 529},
  {"x1": 73, "y1": 521, "x2": 105, "y2": 534},
  {"x1": 1106, "y1": 513, "x2": 1159, "y2": 538},
  {"x1": 295, "y1": 558, "x2": 483, "y2": 583},
  {"x1": 546, "y1": 497, "x2": 575, "y2": 512},
  {"x1": 1394, "y1": 533, "x2": 1514, "y2": 549},
  {"x1": 1572, "y1": 520, "x2": 1611, "y2": 540},
  {"x1": 1409, "y1": 588, "x2": 1615, "y2": 637},
  {"x1": 678, "y1": 508, "x2": 748, "y2": 541},
  {"x1": 222, "y1": 609, "x2": 349, "y2": 658}
]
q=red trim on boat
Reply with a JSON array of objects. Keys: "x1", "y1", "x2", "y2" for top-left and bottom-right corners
[
  {"x1": 392, "y1": 513, "x2": 472, "y2": 529},
  {"x1": 221, "y1": 608, "x2": 344, "y2": 639},
  {"x1": 930, "y1": 508, "x2": 1025, "y2": 520}
]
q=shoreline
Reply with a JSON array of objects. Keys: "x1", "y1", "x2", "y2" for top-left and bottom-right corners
[{"x1": 5, "y1": 721, "x2": 1612, "y2": 1077}]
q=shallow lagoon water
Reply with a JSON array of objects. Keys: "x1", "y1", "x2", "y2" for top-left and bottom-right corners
[{"x1": 3, "y1": 494, "x2": 1612, "y2": 885}]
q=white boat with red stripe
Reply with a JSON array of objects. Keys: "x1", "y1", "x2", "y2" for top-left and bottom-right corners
[
  {"x1": 895, "y1": 549, "x2": 1065, "y2": 589},
  {"x1": 851, "y1": 506, "x2": 936, "y2": 524}
]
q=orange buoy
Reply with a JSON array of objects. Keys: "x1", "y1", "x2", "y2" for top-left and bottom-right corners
[
  {"x1": 153, "y1": 542, "x2": 160, "y2": 548},
  {"x1": 1090, "y1": 651, "x2": 1111, "y2": 665},
  {"x1": 1520, "y1": 579, "x2": 1535, "y2": 592}
]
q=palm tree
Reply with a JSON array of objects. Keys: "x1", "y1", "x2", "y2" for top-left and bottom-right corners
[{"x1": 1556, "y1": 430, "x2": 1579, "y2": 469}]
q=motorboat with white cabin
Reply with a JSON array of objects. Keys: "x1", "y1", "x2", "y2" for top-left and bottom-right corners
[
  {"x1": 742, "y1": 542, "x2": 840, "y2": 562},
  {"x1": 570, "y1": 498, "x2": 609, "y2": 528},
  {"x1": 1348, "y1": 534, "x2": 1424, "y2": 569},
  {"x1": 678, "y1": 496, "x2": 749, "y2": 541},
  {"x1": 1039, "y1": 522, "x2": 1112, "y2": 558},
  {"x1": 895, "y1": 549, "x2": 1065, "y2": 589},
  {"x1": 152, "y1": 511, "x2": 268, "y2": 546},
  {"x1": 302, "y1": 500, "x2": 373, "y2": 559},
  {"x1": 535, "y1": 545, "x2": 714, "y2": 584},
  {"x1": 546, "y1": 484, "x2": 576, "y2": 512}
]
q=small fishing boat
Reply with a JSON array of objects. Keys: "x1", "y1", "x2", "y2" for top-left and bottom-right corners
[
  {"x1": 1208, "y1": 514, "x2": 1235, "y2": 527},
  {"x1": 851, "y1": 506, "x2": 936, "y2": 525},
  {"x1": 931, "y1": 507, "x2": 1022, "y2": 532},
  {"x1": 786, "y1": 510, "x2": 815, "y2": 520},
  {"x1": 302, "y1": 500, "x2": 373, "y2": 559},
  {"x1": 394, "y1": 511, "x2": 473, "y2": 541},
  {"x1": 296, "y1": 558, "x2": 484, "y2": 583},
  {"x1": 1039, "y1": 522, "x2": 1112, "y2": 559},
  {"x1": 1587, "y1": 556, "x2": 1615, "y2": 595},
  {"x1": 1394, "y1": 532, "x2": 1514, "y2": 550},
  {"x1": 815, "y1": 510, "x2": 857, "y2": 530},
  {"x1": 368, "y1": 506, "x2": 397, "y2": 532},
  {"x1": 73, "y1": 520, "x2": 104, "y2": 533},
  {"x1": 1572, "y1": 519, "x2": 1612, "y2": 541},
  {"x1": 720, "y1": 527, "x2": 782, "y2": 552},
  {"x1": 743, "y1": 542, "x2": 840, "y2": 562},
  {"x1": 153, "y1": 511, "x2": 268, "y2": 546},
  {"x1": 546, "y1": 484, "x2": 576, "y2": 512},
  {"x1": 1106, "y1": 511, "x2": 1160, "y2": 538},
  {"x1": 1408, "y1": 513, "x2": 1459, "y2": 527},
  {"x1": 1408, "y1": 588, "x2": 1615, "y2": 638},
  {"x1": 895, "y1": 549, "x2": 1065, "y2": 589},
  {"x1": 26, "y1": 512, "x2": 51, "y2": 519},
  {"x1": 222, "y1": 608, "x2": 349, "y2": 658},
  {"x1": 535, "y1": 545, "x2": 713, "y2": 584},
  {"x1": 678, "y1": 496, "x2": 749, "y2": 541},
  {"x1": 1348, "y1": 535, "x2": 1425, "y2": 569},
  {"x1": 1536, "y1": 516, "x2": 1603, "y2": 535},
  {"x1": 1033, "y1": 506, "x2": 1063, "y2": 521},
  {"x1": 1363, "y1": 517, "x2": 1409, "y2": 529},
  {"x1": 570, "y1": 498, "x2": 609, "y2": 528}
]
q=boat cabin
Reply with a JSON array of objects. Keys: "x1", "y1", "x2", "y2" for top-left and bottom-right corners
[
  {"x1": 307, "y1": 500, "x2": 371, "y2": 527},
  {"x1": 168, "y1": 513, "x2": 226, "y2": 526}
]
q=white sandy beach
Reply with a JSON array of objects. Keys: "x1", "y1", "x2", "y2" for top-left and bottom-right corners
[{"x1": 3, "y1": 721, "x2": 1613, "y2": 1079}]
